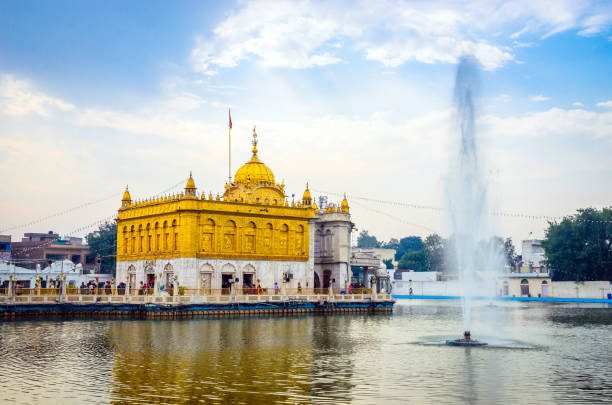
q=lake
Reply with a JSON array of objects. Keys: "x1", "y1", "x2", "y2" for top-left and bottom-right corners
[{"x1": 0, "y1": 300, "x2": 610, "y2": 403}]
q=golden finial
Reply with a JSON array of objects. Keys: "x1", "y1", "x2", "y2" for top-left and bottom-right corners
[{"x1": 252, "y1": 126, "x2": 258, "y2": 155}]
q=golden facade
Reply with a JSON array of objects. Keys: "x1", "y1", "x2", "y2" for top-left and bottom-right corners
[{"x1": 116, "y1": 131, "x2": 318, "y2": 264}]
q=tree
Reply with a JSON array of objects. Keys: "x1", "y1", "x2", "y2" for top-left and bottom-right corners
[
  {"x1": 503, "y1": 237, "x2": 518, "y2": 269},
  {"x1": 382, "y1": 258, "x2": 394, "y2": 269},
  {"x1": 356, "y1": 230, "x2": 381, "y2": 248},
  {"x1": 424, "y1": 233, "x2": 445, "y2": 272},
  {"x1": 542, "y1": 207, "x2": 612, "y2": 282},
  {"x1": 86, "y1": 221, "x2": 117, "y2": 275},
  {"x1": 395, "y1": 236, "x2": 424, "y2": 261},
  {"x1": 398, "y1": 250, "x2": 428, "y2": 271},
  {"x1": 381, "y1": 238, "x2": 399, "y2": 250}
]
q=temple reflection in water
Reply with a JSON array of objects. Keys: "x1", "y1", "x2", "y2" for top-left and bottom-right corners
[{"x1": 109, "y1": 316, "x2": 361, "y2": 402}]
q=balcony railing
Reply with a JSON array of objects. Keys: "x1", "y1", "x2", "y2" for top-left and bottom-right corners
[{"x1": 0, "y1": 287, "x2": 391, "y2": 304}]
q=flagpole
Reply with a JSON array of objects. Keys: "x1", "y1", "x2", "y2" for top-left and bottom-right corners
[{"x1": 228, "y1": 109, "x2": 232, "y2": 183}]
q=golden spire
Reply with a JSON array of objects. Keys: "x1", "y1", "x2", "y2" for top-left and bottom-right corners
[
  {"x1": 341, "y1": 193, "x2": 350, "y2": 213},
  {"x1": 302, "y1": 182, "x2": 312, "y2": 206},
  {"x1": 121, "y1": 185, "x2": 132, "y2": 207},
  {"x1": 251, "y1": 126, "x2": 258, "y2": 156},
  {"x1": 185, "y1": 171, "x2": 197, "y2": 196}
]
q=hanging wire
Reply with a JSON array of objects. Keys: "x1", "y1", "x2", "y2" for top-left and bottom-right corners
[
  {"x1": 314, "y1": 189, "x2": 612, "y2": 224},
  {"x1": 1, "y1": 178, "x2": 188, "y2": 235}
]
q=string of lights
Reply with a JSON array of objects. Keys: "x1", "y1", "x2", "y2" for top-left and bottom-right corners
[
  {"x1": 350, "y1": 200, "x2": 438, "y2": 233},
  {"x1": 1, "y1": 179, "x2": 188, "y2": 235},
  {"x1": 5, "y1": 178, "x2": 189, "y2": 256},
  {"x1": 314, "y1": 189, "x2": 612, "y2": 224}
]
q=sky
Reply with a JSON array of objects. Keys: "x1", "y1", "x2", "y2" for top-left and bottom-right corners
[{"x1": 0, "y1": 0, "x2": 611, "y2": 250}]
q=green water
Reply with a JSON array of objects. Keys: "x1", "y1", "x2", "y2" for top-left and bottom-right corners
[{"x1": 0, "y1": 300, "x2": 610, "y2": 403}]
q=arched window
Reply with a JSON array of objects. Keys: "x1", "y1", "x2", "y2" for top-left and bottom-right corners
[
  {"x1": 315, "y1": 229, "x2": 322, "y2": 256},
  {"x1": 146, "y1": 223, "x2": 151, "y2": 252},
  {"x1": 130, "y1": 225, "x2": 135, "y2": 253},
  {"x1": 296, "y1": 224, "x2": 305, "y2": 255},
  {"x1": 324, "y1": 229, "x2": 333, "y2": 257},
  {"x1": 244, "y1": 221, "x2": 256, "y2": 253},
  {"x1": 202, "y1": 218, "x2": 215, "y2": 252},
  {"x1": 171, "y1": 220, "x2": 178, "y2": 251},
  {"x1": 163, "y1": 221, "x2": 169, "y2": 250},
  {"x1": 279, "y1": 224, "x2": 289, "y2": 255},
  {"x1": 263, "y1": 223, "x2": 273, "y2": 252},
  {"x1": 223, "y1": 220, "x2": 236, "y2": 251},
  {"x1": 155, "y1": 222, "x2": 160, "y2": 251},
  {"x1": 122, "y1": 226, "x2": 128, "y2": 254}
]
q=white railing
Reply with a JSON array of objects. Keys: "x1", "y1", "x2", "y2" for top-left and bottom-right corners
[{"x1": 0, "y1": 290, "x2": 392, "y2": 305}]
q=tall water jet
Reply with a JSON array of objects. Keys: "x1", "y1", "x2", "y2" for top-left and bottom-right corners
[{"x1": 446, "y1": 57, "x2": 503, "y2": 340}]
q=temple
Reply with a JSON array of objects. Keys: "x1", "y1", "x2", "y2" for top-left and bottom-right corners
[{"x1": 116, "y1": 128, "x2": 352, "y2": 293}]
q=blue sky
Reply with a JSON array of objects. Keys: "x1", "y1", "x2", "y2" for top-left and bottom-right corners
[{"x1": 1, "y1": 0, "x2": 611, "y2": 247}]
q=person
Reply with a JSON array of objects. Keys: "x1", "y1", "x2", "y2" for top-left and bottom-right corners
[
  {"x1": 80, "y1": 282, "x2": 87, "y2": 295},
  {"x1": 297, "y1": 281, "x2": 302, "y2": 294},
  {"x1": 105, "y1": 280, "x2": 111, "y2": 295},
  {"x1": 256, "y1": 282, "x2": 262, "y2": 295},
  {"x1": 138, "y1": 281, "x2": 145, "y2": 296},
  {"x1": 409, "y1": 287, "x2": 413, "y2": 295},
  {"x1": 348, "y1": 283, "x2": 353, "y2": 294},
  {"x1": 274, "y1": 282, "x2": 280, "y2": 295}
]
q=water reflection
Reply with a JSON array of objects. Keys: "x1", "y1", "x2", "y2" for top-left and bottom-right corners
[
  {"x1": 109, "y1": 316, "x2": 362, "y2": 403},
  {"x1": 0, "y1": 303, "x2": 610, "y2": 404}
]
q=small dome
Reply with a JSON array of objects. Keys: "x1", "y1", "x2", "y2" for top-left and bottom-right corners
[
  {"x1": 185, "y1": 172, "x2": 196, "y2": 190},
  {"x1": 185, "y1": 172, "x2": 197, "y2": 196},
  {"x1": 341, "y1": 194, "x2": 349, "y2": 213},
  {"x1": 122, "y1": 186, "x2": 131, "y2": 202},
  {"x1": 302, "y1": 183, "x2": 312, "y2": 206}
]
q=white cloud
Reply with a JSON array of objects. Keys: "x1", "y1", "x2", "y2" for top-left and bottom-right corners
[
  {"x1": 481, "y1": 107, "x2": 612, "y2": 140},
  {"x1": 572, "y1": 101, "x2": 584, "y2": 107},
  {"x1": 190, "y1": 0, "x2": 612, "y2": 73},
  {"x1": 596, "y1": 100, "x2": 612, "y2": 108},
  {"x1": 530, "y1": 94, "x2": 550, "y2": 102},
  {"x1": 0, "y1": 74, "x2": 75, "y2": 117}
]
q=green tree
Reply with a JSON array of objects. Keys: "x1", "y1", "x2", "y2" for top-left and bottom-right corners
[
  {"x1": 86, "y1": 221, "x2": 117, "y2": 275},
  {"x1": 395, "y1": 236, "x2": 424, "y2": 261},
  {"x1": 381, "y1": 238, "x2": 399, "y2": 250},
  {"x1": 382, "y1": 258, "x2": 394, "y2": 269},
  {"x1": 356, "y1": 230, "x2": 381, "y2": 248},
  {"x1": 398, "y1": 250, "x2": 428, "y2": 271},
  {"x1": 424, "y1": 233, "x2": 445, "y2": 272},
  {"x1": 542, "y1": 207, "x2": 612, "y2": 282}
]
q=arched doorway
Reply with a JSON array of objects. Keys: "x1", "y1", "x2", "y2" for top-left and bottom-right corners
[
  {"x1": 541, "y1": 280, "x2": 549, "y2": 298},
  {"x1": 520, "y1": 278, "x2": 529, "y2": 297},
  {"x1": 323, "y1": 269, "x2": 332, "y2": 288},
  {"x1": 314, "y1": 272, "x2": 321, "y2": 289},
  {"x1": 221, "y1": 263, "x2": 236, "y2": 294}
]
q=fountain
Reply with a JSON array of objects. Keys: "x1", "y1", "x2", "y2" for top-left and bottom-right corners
[{"x1": 445, "y1": 57, "x2": 503, "y2": 347}]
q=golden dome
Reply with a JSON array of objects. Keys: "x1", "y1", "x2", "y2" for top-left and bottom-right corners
[
  {"x1": 234, "y1": 158, "x2": 276, "y2": 185},
  {"x1": 233, "y1": 127, "x2": 276, "y2": 186}
]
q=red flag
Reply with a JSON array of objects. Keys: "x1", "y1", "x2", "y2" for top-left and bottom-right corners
[{"x1": 228, "y1": 109, "x2": 232, "y2": 129}]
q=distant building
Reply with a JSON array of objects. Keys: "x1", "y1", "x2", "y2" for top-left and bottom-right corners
[
  {"x1": 10, "y1": 231, "x2": 91, "y2": 269},
  {"x1": 520, "y1": 239, "x2": 547, "y2": 272},
  {"x1": 0, "y1": 235, "x2": 11, "y2": 261}
]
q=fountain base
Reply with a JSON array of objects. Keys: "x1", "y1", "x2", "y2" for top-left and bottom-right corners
[{"x1": 445, "y1": 331, "x2": 488, "y2": 347}]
